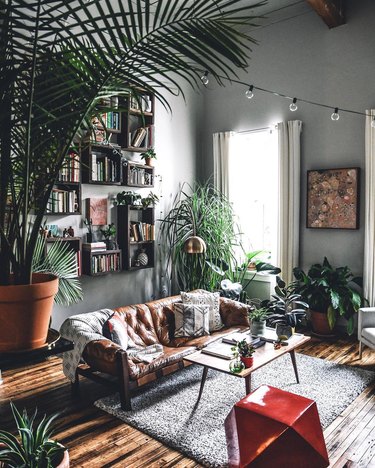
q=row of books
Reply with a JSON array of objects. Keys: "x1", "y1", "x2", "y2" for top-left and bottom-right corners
[
  {"x1": 58, "y1": 152, "x2": 80, "y2": 183},
  {"x1": 92, "y1": 112, "x2": 120, "y2": 131},
  {"x1": 129, "y1": 95, "x2": 152, "y2": 113},
  {"x1": 91, "y1": 153, "x2": 119, "y2": 182},
  {"x1": 129, "y1": 125, "x2": 154, "y2": 148},
  {"x1": 130, "y1": 222, "x2": 155, "y2": 242},
  {"x1": 47, "y1": 188, "x2": 78, "y2": 213},
  {"x1": 129, "y1": 167, "x2": 153, "y2": 186},
  {"x1": 91, "y1": 252, "x2": 121, "y2": 274}
]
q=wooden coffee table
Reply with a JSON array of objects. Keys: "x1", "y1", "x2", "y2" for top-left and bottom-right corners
[{"x1": 184, "y1": 331, "x2": 310, "y2": 403}]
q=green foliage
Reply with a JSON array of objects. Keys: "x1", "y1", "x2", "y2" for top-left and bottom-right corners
[
  {"x1": 0, "y1": 402, "x2": 65, "y2": 468},
  {"x1": 292, "y1": 257, "x2": 366, "y2": 334},
  {"x1": 249, "y1": 307, "x2": 270, "y2": 322},
  {"x1": 140, "y1": 148, "x2": 157, "y2": 160},
  {"x1": 115, "y1": 191, "x2": 142, "y2": 206},
  {"x1": 100, "y1": 223, "x2": 116, "y2": 240},
  {"x1": 161, "y1": 182, "x2": 240, "y2": 291},
  {"x1": 32, "y1": 235, "x2": 82, "y2": 306},
  {"x1": 265, "y1": 276, "x2": 309, "y2": 328},
  {"x1": 141, "y1": 192, "x2": 159, "y2": 208},
  {"x1": 231, "y1": 339, "x2": 255, "y2": 358},
  {"x1": 0, "y1": 0, "x2": 265, "y2": 286}
]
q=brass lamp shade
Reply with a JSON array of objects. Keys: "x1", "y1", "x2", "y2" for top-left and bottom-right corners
[{"x1": 184, "y1": 236, "x2": 207, "y2": 254}]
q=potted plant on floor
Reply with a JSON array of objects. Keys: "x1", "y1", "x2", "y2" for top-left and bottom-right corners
[
  {"x1": 265, "y1": 277, "x2": 309, "y2": 339},
  {"x1": 1, "y1": 1, "x2": 264, "y2": 350},
  {"x1": 292, "y1": 258, "x2": 366, "y2": 335},
  {"x1": 231, "y1": 339, "x2": 255, "y2": 368},
  {"x1": 0, "y1": 402, "x2": 69, "y2": 467}
]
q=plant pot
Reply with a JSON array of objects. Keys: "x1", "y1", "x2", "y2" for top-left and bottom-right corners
[
  {"x1": 310, "y1": 309, "x2": 334, "y2": 336},
  {"x1": 250, "y1": 320, "x2": 266, "y2": 336},
  {"x1": 0, "y1": 273, "x2": 59, "y2": 352},
  {"x1": 240, "y1": 356, "x2": 254, "y2": 368},
  {"x1": 275, "y1": 323, "x2": 293, "y2": 340},
  {"x1": 57, "y1": 450, "x2": 70, "y2": 468},
  {"x1": 145, "y1": 157, "x2": 153, "y2": 166}
]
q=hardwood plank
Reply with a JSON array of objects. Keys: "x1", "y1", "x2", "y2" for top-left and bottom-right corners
[{"x1": 0, "y1": 335, "x2": 375, "y2": 467}]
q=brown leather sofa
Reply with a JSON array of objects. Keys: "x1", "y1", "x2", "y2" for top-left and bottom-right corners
[{"x1": 75, "y1": 294, "x2": 251, "y2": 410}]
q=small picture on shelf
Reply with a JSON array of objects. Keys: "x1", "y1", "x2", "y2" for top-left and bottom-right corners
[{"x1": 86, "y1": 197, "x2": 108, "y2": 225}]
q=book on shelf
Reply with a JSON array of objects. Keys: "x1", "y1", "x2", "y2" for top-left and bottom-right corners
[
  {"x1": 82, "y1": 242, "x2": 107, "y2": 252},
  {"x1": 131, "y1": 127, "x2": 147, "y2": 147},
  {"x1": 47, "y1": 188, "x2": 78, "y2": 213},
  {"x1": 201, "y1": 341, "x2": 234, "y2": 360}
]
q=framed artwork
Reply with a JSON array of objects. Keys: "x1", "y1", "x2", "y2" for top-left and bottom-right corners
[
  {"x1": 86, "y1": 197, "x2": 108, "y2": 225},
  {"x1": 306, "y1": 167, "x2": 360, "y2": 229}
]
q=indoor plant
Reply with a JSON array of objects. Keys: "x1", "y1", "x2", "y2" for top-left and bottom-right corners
[
  {"x1": 1, "y1": 0, "x2": 263, "y2": 350},
  {"x1": 115, "y1": 191, "x2": 142, "y2": 207},
  {"x1": 249, "y1": 307, "x2": 270, "y2": 336},
  {"x1": 231, "y1": 339, "x2": 255, "y2": 368},
  {"x1": 100, "y1": 223, "x2": 117, "y2": 250},
  {"x1": 141, "y1": 192, "x2": 159, "y2": 209},
  {"x1": 265, "y1": 276, "x2": 309, "y2": 339},
  {"x1": 0, "y1": 402, "x2": 68, "y2": 468},
  {"x1": 140, "y1": 148, "x2": 157, "y2": 167},
  {"x1": 292, "y1": 258, "x2": 365, "y2": 335}
]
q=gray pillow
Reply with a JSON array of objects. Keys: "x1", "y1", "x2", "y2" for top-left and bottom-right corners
[
  {"x1": 181, "y1": 290, "x2": 223, "y2": 332},
  {"x1": 173, "y1": 303, "x2": 210, "y2": 338}
]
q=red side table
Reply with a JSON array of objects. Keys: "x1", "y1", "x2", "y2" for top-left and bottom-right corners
[{"x1": 224, "y1": 384, "x2": 329, "y2": 468}]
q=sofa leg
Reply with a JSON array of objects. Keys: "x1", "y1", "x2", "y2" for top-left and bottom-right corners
[
  {"x1": 116, "y1": 350, "x2": 132, "y2": 411},
  {"x1": 359, "y1": 341, "x2": 363, "y2": 360}
]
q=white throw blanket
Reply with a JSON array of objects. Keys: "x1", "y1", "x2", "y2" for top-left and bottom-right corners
[{"x1": 60, "y1": 309, "x2": 164, "y2": 382}]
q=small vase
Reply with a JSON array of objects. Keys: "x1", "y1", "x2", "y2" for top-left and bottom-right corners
[
  {"x1": 229, "y1": 359, "x2": 245, "y2": 374},
  {"x1": 251, "y1": 320, "x2": 266, "y2": 336},
  {"x1": 137, "y1": 248, "x2": 148, "y2": 266},
  {"x1": 240, "y1": 356, "x2": 254, "y2": 368}
]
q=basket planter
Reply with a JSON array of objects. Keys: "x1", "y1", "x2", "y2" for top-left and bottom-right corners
[{"x1": 0, "y1": 273, "x2": 59, "y2": 352}]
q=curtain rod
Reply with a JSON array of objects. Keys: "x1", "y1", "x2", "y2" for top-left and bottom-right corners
[{"x1": 236, "y1": 126, "x2": 272, "y2": 134}]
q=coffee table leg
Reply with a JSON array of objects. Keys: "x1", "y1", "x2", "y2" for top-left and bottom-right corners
[
  {"x1": 289, "y1": 349, "x2": 300, "y2": 384},
  {"x1": 197, "y1": 367, "x2": 209, "y2": 403},
  {"x1": 245, "y1": 374, "x2": 252, "y2": 394}
]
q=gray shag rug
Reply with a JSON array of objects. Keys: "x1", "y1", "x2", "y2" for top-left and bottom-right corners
[{"x1": 95, "y1": 354, "x2": 374, "y2": 467}]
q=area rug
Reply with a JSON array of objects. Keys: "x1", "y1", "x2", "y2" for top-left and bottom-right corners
[{"x1": 94, "y1": 354, "x2": 374, "y2": 467}]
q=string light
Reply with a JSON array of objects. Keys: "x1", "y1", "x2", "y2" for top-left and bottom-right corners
[
  {"x1": 289, "y1": 98, "x2": 298, "y2": 112},
  {"x1": 331, "y1": 107, "x2": 340, "y2": 121},
  {"x1": 200, "y1": 71, "x2": 209, "y2": 86},
  {"x1": 245, "y1": 85, "x2": 254, "y2": 99}
]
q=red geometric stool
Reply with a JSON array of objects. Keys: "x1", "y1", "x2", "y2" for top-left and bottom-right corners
[{"x1": 224, "y1": 385, "x2": 329, "y2": 468}]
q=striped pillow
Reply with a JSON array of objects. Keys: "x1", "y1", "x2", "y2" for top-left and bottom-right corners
[{"x1": 173, "y1": 303, "x2": 210, "y2": 338}]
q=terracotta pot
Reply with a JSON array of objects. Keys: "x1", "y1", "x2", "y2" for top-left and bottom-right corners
[
  {"x1": 57, "y1": 450, "x2": 70, "y2": 468},
  {"x1": 0, "y1": 273, "x2": 59, "y2": 352},
  {"x1": 310, "y1": 309, "x2": 333, "y2": 336},
  {"x1": 240, "y1": 356, "x2": 254, "y2": 368},
  {"x1": 145, "y1": 157, "x2": 153, "y2": 166}
]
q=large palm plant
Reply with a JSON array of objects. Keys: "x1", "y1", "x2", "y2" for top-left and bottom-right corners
[{"x1": 0, "y1": 0, "x2": 265, "y2": 288}]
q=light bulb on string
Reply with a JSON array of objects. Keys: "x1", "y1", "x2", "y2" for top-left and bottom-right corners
[
  {"x1": 200, "y1": 71, "x2": 209, "y2": 86},
  {"x1": 331, "y1": 107, "x2": 340, "y2": 121},
  {"x1": 371, "y1": 117, "x2": 375, "y2": 128},
  {"x1": 289, "y1": 98, "x2": 298, "y2": 112},
  {"x1": 245, "y1": 85, "x2": 254, "y2": 99}
]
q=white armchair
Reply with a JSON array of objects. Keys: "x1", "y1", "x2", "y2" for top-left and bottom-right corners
[{"x1": 358, "y1": 307, "x2": 375, "y2": 359}]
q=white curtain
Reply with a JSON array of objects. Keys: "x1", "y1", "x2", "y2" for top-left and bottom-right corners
[
  {"x1": 364, "y1": 110, "x2": 375, "y2": 306},
  {"x1": 277, "y1": 120, "x2": 302, "y2": 284},
  {"x1": 212, "y1": 131, "x2": 234, "y2": 198}
]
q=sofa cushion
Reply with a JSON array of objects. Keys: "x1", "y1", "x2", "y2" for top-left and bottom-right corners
[
  {"x1": 362, "y1": 327, "x2": 375, "y2": 344},
  {"x1": 146, "y1": 295, "x2": 182, "y2": 346},
  {"x1": 114, "y1": 304, "x2": 160, "y2": 347},
  {"x1": 174, "y1": 303, "x2": 210, "y2": 338},
  {"x1": 181, "y1": 290, "x2": 223, "y2": 331},
  {"x1": 103, "y1": 313, "x2": 129, "y2": 349},
  {"x1": 220, "y1": 297, "x2": 251, "y2": 327}
]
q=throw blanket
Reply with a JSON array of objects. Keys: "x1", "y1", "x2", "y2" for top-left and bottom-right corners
[{"x1": 60, "y1": 309, "x2": 164, "y2": 382}]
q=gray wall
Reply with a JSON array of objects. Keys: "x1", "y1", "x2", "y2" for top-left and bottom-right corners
[
  {"x1": 199, "y1": 0, "x2": 375, "y2": 276},
  {"x1": 52, "y1": 86, "x2": 202, "y2": 329}
]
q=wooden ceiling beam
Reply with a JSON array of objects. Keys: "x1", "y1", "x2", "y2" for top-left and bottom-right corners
[{"x1": 306, "y1": 0, "x2": 345, "y2": 29}]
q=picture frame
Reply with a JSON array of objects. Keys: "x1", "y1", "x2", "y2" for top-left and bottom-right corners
[
  {"x1": 306, "y1": 167, "x2": 360, "y2": 230},
  {"x1": 86, "y1": 197, "x2": 108, "y2": 226}
]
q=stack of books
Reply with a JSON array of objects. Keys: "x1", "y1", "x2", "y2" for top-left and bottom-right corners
[{"x1": 82, "y1": 242, "x2": 107, "y2": 253}]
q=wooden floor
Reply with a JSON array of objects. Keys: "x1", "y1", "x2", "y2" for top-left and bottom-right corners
[{"x1": 1, "y1": 336, "x2": 375, "y2": 467}]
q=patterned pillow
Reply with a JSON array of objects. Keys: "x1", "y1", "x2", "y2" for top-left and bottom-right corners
[
  {"x1": 173, "y1": 303, "x2": 210, "y2": 338},
  {"x1": 181, "y1": 290, "x2": 223, "y2": 332},
  {"x1": 103, "y1": 313, "x2": 128, "y2": 349}
]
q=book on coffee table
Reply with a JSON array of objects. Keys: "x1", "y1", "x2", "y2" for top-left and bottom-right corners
[
  {"x1": 201, "y1": 342, "x2": 234, "y2": 360},
  {"x1": 222, "y1": 332, "x2": 262, "y2": 347}
]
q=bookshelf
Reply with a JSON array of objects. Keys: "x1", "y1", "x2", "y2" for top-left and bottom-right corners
[
  {"x1": 82, "y1": 249, "x2": 122, "y2": 276},
  {"x1": 81, "y1": 144, "x2": 122, "y2": 185},
  {"x1": 119, "y1": 92, "x2": 155, "y2": 152},
  {"x1": 122, "y1": 160, "x2": 155, "y2": 187},
  {"x1": 117, "y1": 205, "x2": 155, "y2": 270},
  {"x1": 46, "y1": 237, "x2": 82, "y2": 276}
]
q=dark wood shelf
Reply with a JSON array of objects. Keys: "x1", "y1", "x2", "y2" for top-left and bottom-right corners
[
  {"x1": 122, "y1": 160, "x2": 154, "y2": 187},
  {"x1": 82, "y1": 249, "x2": 122, "y2": 276}
]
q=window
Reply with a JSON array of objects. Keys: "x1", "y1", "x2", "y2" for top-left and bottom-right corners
[{"x1": 229, "y1": 129, "x2": 278, "y2": 263}]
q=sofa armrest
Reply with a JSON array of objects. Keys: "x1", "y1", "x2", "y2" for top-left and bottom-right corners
[
  {"x1": 82, "y1": 339, "x2": 124, "y2": 375},
  {"x1": 219, "y1": 297, "x2": 251, "y2": 327},
  {"x1": 358, "y1": 307, "x2": 375, "y2": 339}
]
